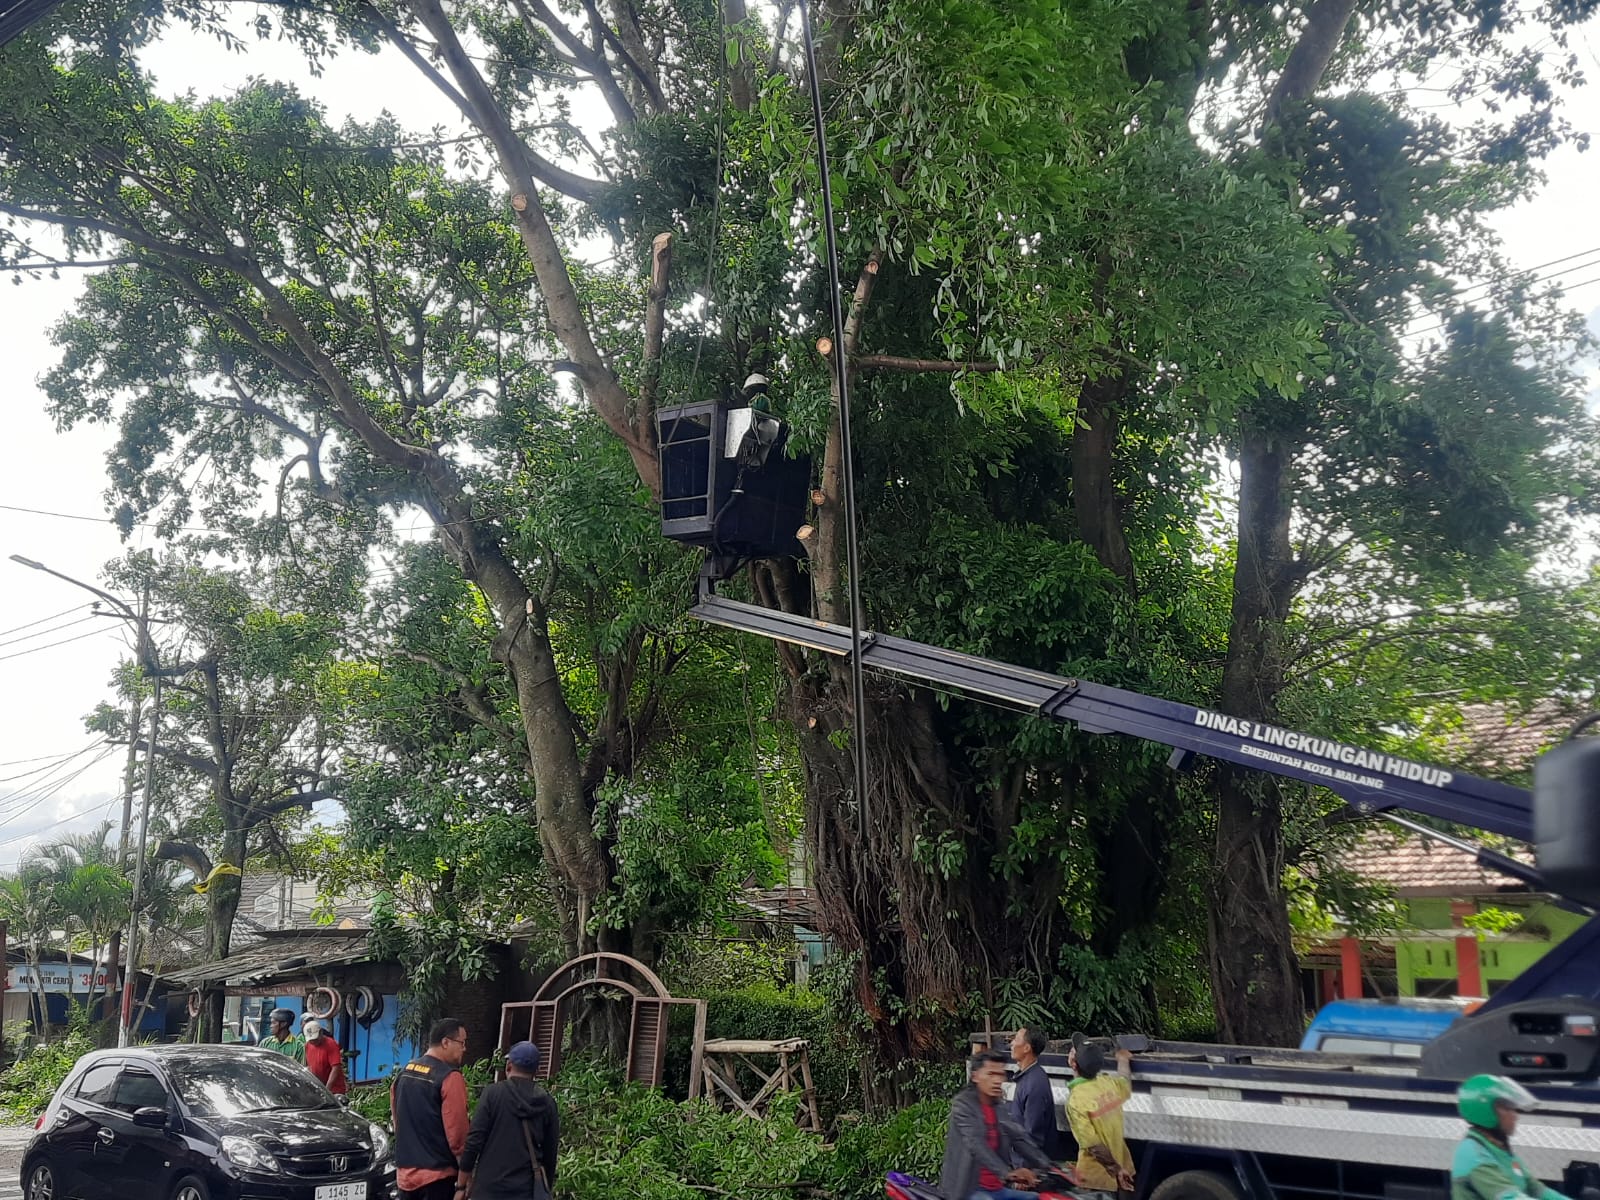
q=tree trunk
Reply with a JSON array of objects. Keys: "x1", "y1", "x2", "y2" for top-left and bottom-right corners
[
  {"x1": 791, "y1": 673, "x2": 973, "y2": 1072},
  {"x1": 1202, "y1": 0, "x2": 1358, "y2": 1048},
  {"x1": 1208, "y1": 424, "x2": 1305, "y2": 1046},
  {"x1": 197, "y1": 830, "x2": 248, "y2": 1042},
  {"x1": 1071, "y1": 369, "x2": 1135, "y2": 586}
]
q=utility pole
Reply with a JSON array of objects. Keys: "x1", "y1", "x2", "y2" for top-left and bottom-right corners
[
  {"x1": 120, "y1": 664, "x2": 161, "y2": 1046},
  {"x1": 6, "y1": 556, "x2": 163, "y2": 1048},
  {"x1": 105, "y1": 588, "x2": 146, "y2": 1033}
]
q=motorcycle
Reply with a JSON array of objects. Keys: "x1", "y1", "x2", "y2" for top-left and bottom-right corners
[{"x1": 885, "y1": 1166, "x2": 1086, "y2": 1200}]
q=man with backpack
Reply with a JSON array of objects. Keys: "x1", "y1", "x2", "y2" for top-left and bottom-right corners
[{"x1": 456, "y1": 1041, "x2": 560, "y2": 1200}]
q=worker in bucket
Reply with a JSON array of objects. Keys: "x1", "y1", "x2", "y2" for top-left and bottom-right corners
[{"x1": 1452, "y1": 1075, "x2": 1575, "y2": 1200}]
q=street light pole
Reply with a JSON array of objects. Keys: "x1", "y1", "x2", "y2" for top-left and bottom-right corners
[{"x1": 7, "y1": 555, "x2": 161, "y2": 1048}]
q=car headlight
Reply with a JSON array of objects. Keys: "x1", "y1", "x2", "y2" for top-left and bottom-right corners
[
  {"x1": 221, "y1": 1135, "x2": 282, "y2": 1174},
  {"x1": 368, "y1": 1122, "x2": 391, "y2": 1161}
]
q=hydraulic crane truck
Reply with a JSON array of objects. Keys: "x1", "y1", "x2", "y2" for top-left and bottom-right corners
[{"x1": 657, "y1": 396, "x2": 1600, "y2": 1200}]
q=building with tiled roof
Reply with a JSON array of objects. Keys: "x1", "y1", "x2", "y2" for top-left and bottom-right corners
[
  {"x1": 1336, "y1": 830, "x2": 1532, "y2": 898},
  {"x1": 1305, "y1": 700, "x2": 1587, "y2": 1010}
]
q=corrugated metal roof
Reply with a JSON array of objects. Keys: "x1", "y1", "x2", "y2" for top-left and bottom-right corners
[{"x1": 168, "y1": 931, "x2": 371, "y2": 985}]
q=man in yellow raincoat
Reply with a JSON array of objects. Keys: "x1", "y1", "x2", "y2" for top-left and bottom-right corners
[{"x1": 1066, "y1": 1037, "x2": 1135, "y2": 1194}]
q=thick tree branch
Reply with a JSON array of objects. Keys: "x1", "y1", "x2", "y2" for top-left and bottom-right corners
[
  {"x1": 406, "y1": 0, "x2": 660, "y2": 496},
  {"x1": 129, "y1": 738, "x2": 221, "y2": 779},
  {"x1": 639, "y1": 231, "x2": 673, "y2": 433},
  {"x1": 152, "y1": 839, "x2": 213, "y2": 880},
  {"x1": 402, "y1": 0, "x2": 605, "y2": 203},
  {"x1": 850, "y1": 353, "x2": 1001, "y2": 374},
  {"x1": 813, "y1": 251, "x2": 882, "y2": 624},
  {"x1": 1266, "y1": 0, "x2": 1358, "y2": 123},
  {"x1": 514, "y1": 0, "x2": 639, "y2": 127},
  {"x1": 584, "y1": 0, "x2": 666, "y2": 114}
]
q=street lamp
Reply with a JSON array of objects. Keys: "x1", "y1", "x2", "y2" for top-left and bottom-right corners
[{"x1": 8, "y1": 554, "x2": 162, "y2": 1048}]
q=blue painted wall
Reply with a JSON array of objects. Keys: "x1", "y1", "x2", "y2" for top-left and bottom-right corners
[{"x1": 267, "y1": 991, "x2": 417, "y2": 1084}]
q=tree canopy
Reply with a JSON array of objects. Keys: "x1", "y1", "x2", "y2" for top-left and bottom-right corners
[{"x1": 2, "y1": 0, "x2": 1598, "y2": 1062}]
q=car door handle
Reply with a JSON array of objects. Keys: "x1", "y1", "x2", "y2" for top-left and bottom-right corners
[{"x1": 97, "y1": 1127, "x2": 115, "y2": 1145}]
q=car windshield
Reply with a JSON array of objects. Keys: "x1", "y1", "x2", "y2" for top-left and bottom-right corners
[{"x1": 167, "y1": 1054, "x2": 336, "y2": 1117}]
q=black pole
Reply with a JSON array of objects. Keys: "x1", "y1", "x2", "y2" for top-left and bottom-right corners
[{"x1": 798, "y1": 0, "x2": 871, "y2": 827}]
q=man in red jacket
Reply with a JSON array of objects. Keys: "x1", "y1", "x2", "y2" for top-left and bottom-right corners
[{"x1": 302, "y1": 1018, "x2": 348, "y2": 1095}]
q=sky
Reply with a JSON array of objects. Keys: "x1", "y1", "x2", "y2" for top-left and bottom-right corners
[{"x1": 1, "y1": 13, "x2": 1600, "y2": 870}]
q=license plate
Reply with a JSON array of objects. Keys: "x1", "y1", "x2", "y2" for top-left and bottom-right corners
[{"x1": 315, "y1": 1184, "x2": 367, "y2": 1200}]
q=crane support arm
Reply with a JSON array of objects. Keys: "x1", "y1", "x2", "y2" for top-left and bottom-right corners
[{"x1": 693, "y1": 583, "x2": 1540, "y2": 881}]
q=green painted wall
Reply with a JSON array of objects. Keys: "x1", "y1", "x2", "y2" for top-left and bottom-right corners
[{"x1": 1393, "y1": 898, "x2": 1588, "y2": 996}]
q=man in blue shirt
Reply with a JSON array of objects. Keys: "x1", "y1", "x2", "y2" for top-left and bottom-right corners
[{"x1": 1009, "y1": 1026, "x2": 1063, "y2": 1161}]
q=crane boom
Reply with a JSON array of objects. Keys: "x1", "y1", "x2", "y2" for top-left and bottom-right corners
[{"x1": 691, "y1": 574, "x2": 1544, "y2": 891}]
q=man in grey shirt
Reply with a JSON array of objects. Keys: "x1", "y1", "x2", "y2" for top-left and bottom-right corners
[{"x1": 939, "y1": 1052, "x2": 1055, "y2": 1199}]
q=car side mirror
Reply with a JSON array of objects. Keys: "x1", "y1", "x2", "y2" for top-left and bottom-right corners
[
  {"x1": 132, "y1": 1107, "x2": 169, "y2": 1129},
  {"x1": 337, "y1": 1094, "x2": 350, "y2": 1108}
]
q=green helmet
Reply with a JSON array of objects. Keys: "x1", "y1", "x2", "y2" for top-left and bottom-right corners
[{"x1": 1458, "y1": 1074, "x2": 1537, "y2": 1129}]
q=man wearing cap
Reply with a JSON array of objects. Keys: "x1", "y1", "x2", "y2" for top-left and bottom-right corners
[
  {"x1": 302, "y1": 1018, "x2": 348, "y2": 1095},
  {"x1": 457, "y1": 1041, "x2": 560, "y2": 1200},
  {"x1": 1066, "y1": 1038, "x2": 1135, "y2": 1194},
  {"x1": 258, "y1": 1008, "x2": 307, "y2": 1064}
]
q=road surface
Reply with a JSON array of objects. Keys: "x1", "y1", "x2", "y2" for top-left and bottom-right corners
[{"x1": 0, "y1": 1124, "x2": 33, "y2": 1200}]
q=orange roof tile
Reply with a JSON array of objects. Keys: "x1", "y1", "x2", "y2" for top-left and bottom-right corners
[{"x1": 1338, "y1": 829, "x2": 1533, "y2": 896}]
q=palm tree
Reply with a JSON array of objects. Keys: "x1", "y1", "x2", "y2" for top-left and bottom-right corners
[
  {"x1": 25, "y1": 823, "x2": 129, "y2": 1024},
  {"x1": 0, "y1": 862, "x2": 61, "y2": 1034}
]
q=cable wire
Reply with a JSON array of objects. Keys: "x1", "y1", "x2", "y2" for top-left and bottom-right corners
[
  {"x1": 0, "y1": 602, "x2": 89, "y2": 641},
  {"x1": 0, "y1": 612, "x2": 110, "y2": 650},
  {"x1": 0, "y1": 626, "x2": 121, "y2": 663},
  {"x1": 799, "y1": 0, "x2": 871, "y2": 831}
]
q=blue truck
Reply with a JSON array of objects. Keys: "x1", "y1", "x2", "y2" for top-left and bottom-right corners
[{"x1": 1298, "y1": 998, "x2": 1477, "y2": 1058}]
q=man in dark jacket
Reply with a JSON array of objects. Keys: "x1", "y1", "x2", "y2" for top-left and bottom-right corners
[
  {"x1": 1009, "y1": 1026, "x2": 1062, "y2": 1161},
  {"x1": 393, "y1": 1018, "x2": 470, "y2": 1200},
  {"x1": 939, "y1": 1052, "x2": 1054, "y2": 1200},
  {"x1": 457, "y1": 1041, "x2": 560, "y2": 1200}
]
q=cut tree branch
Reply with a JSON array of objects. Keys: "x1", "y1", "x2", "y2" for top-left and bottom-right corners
[
  {"x1": 850, "y1": 353, "x2": 1002, "y2": 374},
  {"x1": 638, "y1": 231, "x2": 673, "y2": 433},
  {"x1": 152, "y1": 838, "x2": 213, "y2": 880}
]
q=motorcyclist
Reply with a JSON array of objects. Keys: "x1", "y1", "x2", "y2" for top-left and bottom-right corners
[{"x1": 1452, "y1": 1075, "x2": 1573, "y2": 1200}]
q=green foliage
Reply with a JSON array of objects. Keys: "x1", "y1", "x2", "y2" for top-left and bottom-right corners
[
  {"x1": 550, "y1": 1062, "x2": 948, "y2": 1200},
  {"x1": 0, "y1": 1011, "x2": 96, "y2": 1120},
  {"x1": 660, "y1": 985, "x2": 861, "y2": 1121},
  {"x1": 1461, "y1": 907, "x2": 1526, "y2": 937}
]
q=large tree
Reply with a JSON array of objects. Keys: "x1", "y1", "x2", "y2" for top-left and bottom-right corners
[{"x1": 5, "y1": 0, "x2": 1599, "y2": 1059}]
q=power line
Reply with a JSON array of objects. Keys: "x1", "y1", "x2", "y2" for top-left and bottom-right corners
[
  {"x1": 1444, "y1": 248, "x2": 1600, "y2": 303},
  {"x1": 1409, "y1": 272, "x2": 1600, "y2": 340},
  {"x1": 0, "y1": 746, "x2": 120, "y2": 839},
  {"x1": 0, "y1": 625, "x2": 121, "y2": 663},
  {"x1": 0, "y1": 602, "x2": 90, "y2": 641},
  {"x1": 0, "y1": 740, "x2": 109, "y2": 785},
  {"x1": 0, "y1": 612, "x2": 110, "y2": 650}
]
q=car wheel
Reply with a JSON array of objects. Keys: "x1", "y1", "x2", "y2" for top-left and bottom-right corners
[
  {"x1": 1149, "y1": 1169, "x2": 1244, "y2": 1200},
  {"x1": 25, "y1": 1159, "x2": 58, "y2": 1200},
  {"x1": 169, "y1": 1174, "x2": 211, "y2": 1200}
]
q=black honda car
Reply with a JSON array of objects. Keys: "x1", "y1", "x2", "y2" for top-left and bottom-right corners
[{"x1": 20, "y1": 1045, "x2": 396, "y2": 1200}]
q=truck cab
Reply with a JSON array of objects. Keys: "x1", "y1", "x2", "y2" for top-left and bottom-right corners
[{"x1": 1299, "y1": 997, "x2": 1479, "y2": 1058}]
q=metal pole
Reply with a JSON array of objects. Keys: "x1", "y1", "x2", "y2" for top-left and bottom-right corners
[
  {"x1": 119, "y1": 667, "x2": 160, "y2": 1047},
  {"x1": 108, "y1": 590, "x2": 146, "y2": 1038},
  {"x1": 798, "y1": 0, "x2": 872, "y2": 828},
  {"x1": 4, "y1": 557, "x2": 156, "y2": 1046}
]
